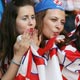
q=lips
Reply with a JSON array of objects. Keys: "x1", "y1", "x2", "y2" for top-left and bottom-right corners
[
  {"x1": 26, "y1": 28, "x2": 34, "y2": 36},
  {"x1": 53, "y1": 32, "x2": 59, "y2": 36},
  {"x1": 50, "y1": 32, "x2": 59, "y2": 38}
]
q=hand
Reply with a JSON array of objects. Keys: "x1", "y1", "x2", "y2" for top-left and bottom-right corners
[
  {"x1": 13, "y1": 31, "x2": 31, "y2": 62},
  {"x1": 13, "y1": 28, "x2": 41, "y2": 63},
  {"x1": 30, "y1": 29, "x2": 41, "y2": 47},
  {"x1": 56, "y1": 35, "x2": 65, "y2": 43}
]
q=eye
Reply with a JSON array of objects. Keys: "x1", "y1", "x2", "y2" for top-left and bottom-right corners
[
  {"x1": 61, "y1": 21, "x2": 65, "y2": 25},
  {"x1": 50, "y1": 17, "x2": 58, "y2": 22},
  {"x1": 31, "y1": 15, "x2": 35, "y2": 19},
  {"x1": 51, "y1": 18, "x2": 57, "y2": 22},
  {"x1": 22, "y1": 17, "x2": 27, "y2": 20}
]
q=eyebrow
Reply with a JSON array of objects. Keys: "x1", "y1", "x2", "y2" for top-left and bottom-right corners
[{"x1": 23, "y1": 14, "x2": 35, "y2": 17}]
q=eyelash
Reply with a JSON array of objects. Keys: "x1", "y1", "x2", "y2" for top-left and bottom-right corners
[
  {"x1": 51, "y1": 18, "x2": 65, "y2": 25},
  {"x1": 22, "y1": 16, "x2": 35, "y2": 20},
  {"x1": 51, "y1": 19, "x2": 56, "y2": 21},
  {"x1": 22, "y1": 17, "x2": 27, "y2": 20},
  {"x1": 31, "y1": 16, "x2": 35, "y2": 19},
  {"x1": 61, "y1": 22, "x2": 65, "y2": 25}
]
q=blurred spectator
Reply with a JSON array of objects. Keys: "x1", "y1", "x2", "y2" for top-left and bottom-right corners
[
  {"x1": 60, "y1": 0, "x2": 80, "y2": 11},
  {"x1": 0, "y1": 0, "x2": 4, "y2": 22},
  {"x1": 5, "y1": 0, "x2": 12, "y2": 4},
  {"x1": 58, "y1": 0, "x2": 80, "y2": 33},
  {"x1": 0, "y1": 0, "x2": 12, "y2": 22},
  {"x1": 34, "y1": 0, "x2": 80, "y2": 11},
  {"x1": 33, "y1": 0, "x2": 39, "y2": 3},
  {"x1": 64, "y1": 12, "x2": 76, "y2": 32}
]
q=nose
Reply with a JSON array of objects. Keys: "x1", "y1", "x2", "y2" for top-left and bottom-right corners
[
  {"x1": 28, "y1": 18, "x2": 33, "y2": 26},
  {"x1": 56, "y1": 22, "x2": 62, "y2": 30}
]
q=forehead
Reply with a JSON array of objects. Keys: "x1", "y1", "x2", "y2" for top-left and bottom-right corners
[
  {"x1": 46, "y1": 9, "x2": 65, "y2": 19},
  {"x1": 17, "y1": 5, "x2": 34, "y2": 15}
]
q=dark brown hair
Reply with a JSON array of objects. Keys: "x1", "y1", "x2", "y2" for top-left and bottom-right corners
[
  {"x1": 36, "y1": 10, "x2": 47, "y2": 48},
  {"x1": 0, "y1": 0, "x2": 34, "y2": 70}
]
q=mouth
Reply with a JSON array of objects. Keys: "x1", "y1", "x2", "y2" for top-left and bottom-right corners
[
  {"x1": 53, "y1": 32, "x2": 60, "y2": 36},
  {"x1": 50, "y1": 32, "x2": 59, "y2": 38}
]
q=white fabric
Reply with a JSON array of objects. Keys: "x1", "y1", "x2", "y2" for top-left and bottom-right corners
[{"x1": 16, "y1": 44, "x2": 63, "y2": 80}]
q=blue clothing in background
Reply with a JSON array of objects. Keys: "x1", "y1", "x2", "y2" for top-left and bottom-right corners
[
  {"x1": 6, "y1": 0, "x2": 11, "y2": 3},
  {"x1": 0, "y1": 0, "x2": 4, "y2": 22}
]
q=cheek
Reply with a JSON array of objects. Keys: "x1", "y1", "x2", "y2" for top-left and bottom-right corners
[
  {"x1": 42, "y1": 20, "x2": 53, "y2": 38},
  {"x1": 33, "y1": 20, "x2": 36, "y2": 27},
  {"x1": 32, "y1": 21, "x2": 36, "y2": 29},
  {"x1": 16, "y1": 22, "x2": 26, "y2": 34},
  {"x1": 42, "y1": 25, "x2": 51, "y2": 38},
  {"x1": 60, "y1": 26, "x2": 64, "y2": 32}
]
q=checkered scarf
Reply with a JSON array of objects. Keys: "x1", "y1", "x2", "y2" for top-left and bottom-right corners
[{"x1": 14, "y1": 38, "x2": 62, "y2": 80}]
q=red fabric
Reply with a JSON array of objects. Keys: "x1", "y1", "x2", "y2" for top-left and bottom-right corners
[
  {"x1": 49, "y1": 48, "x2": 57, "y2": 58},
  {"x1": 15, "y1": 73, "x2": 39, "y2": 80},
  {"x1": 38, "y1": 37, "x2": 56, "y2": 56},
  {"x1": 64, "y1": 50, "x2": 80, "y2": 61},
  {"x1": 33, "y1": 56, "x2": 45, "y2": 65},
  {"x1": 78, "y1": 75, "x2": 80, "y2": 80},
  {"x1": 15, "y1": 74, "x2": 25, "y2": 80},
  {"x1": 26, "y1": 50, "x2": 32, "y2": 78}
]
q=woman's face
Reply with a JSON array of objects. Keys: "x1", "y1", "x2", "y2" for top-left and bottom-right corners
[
  {"x1": 16, "y1": 5, "x2": 36, "y2": 34},
  {"x1": 42, "y1": 9, "x2": 65, "y2": 39}
]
